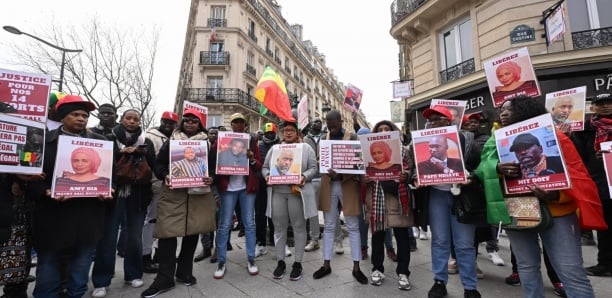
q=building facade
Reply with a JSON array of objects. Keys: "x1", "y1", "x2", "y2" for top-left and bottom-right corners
[
  {"x1": 174, "y1": 0, "x2": 370, "y2": 132},
  {"x1": 390, "y1": 0, "x2": 612, "y2": 131}
]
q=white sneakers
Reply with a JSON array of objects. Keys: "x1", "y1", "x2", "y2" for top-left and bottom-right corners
[
  {"x1": 214, "y1": 263, "x2": 226, "y2": 279},
  {"x1": 285, "y1": 245, "x2": 292, "y2": 257},
  {"x1": 92, "y1": 287, "x2": 107, "y2": 297},
  {"x1": 370, "y1": 270, "x2": 385, "y2": 286},
  {"x1": 334, "y1": 241, "x2": 344, "y2": 255},
  {"x1": 247, "y1": 260, "x2": 259, "y2": 275},
  {"x1": 419, "y1": 227, "x2": 429, "y2": 240},
  {"x1": 255, "y1": 245, "x2": 268, "y2": 258},
  {"x1": 489, "y1": 251, "x2": 505, "y2": 266},
  {"x1": 127, "y1": 279, "x2": 144, "y2": 288},
  {"x1": 398, "y1": 274, "x2": 411, "y2": 291},
  {"x1": 304, "y1": 240, "x2": 320, "y2": 252}
]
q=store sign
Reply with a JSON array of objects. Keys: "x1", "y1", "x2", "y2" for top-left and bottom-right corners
[
  {"x1": 594, "y1": 74, "x2": 612, "y2": 92},
  {"x1": 510, "y1": 25, "x2": 535, "y2": 44}
]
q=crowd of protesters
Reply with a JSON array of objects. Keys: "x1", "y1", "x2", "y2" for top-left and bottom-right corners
[{"x1": 1, "y1": 92, "x2": 611, "y2": 298}]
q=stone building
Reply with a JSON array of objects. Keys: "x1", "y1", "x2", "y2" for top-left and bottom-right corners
[
  {"x1": 390, "y1": 0, "x2": 611, "y2": 131},
  {"x1": 174, "y1": 0, "x2": 370, "y2": 132}
]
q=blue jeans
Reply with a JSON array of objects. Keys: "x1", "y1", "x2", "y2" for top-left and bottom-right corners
[
  {"x1": 428, "y1": 188, "x2": 477, "y2": 290},
  {"x1": 216, "y1": 189, "x2": 256, "y2": 264},
  {"x1": 92, "y1": 195, "x2": 146, "y2": 287},
  {"x1": 34, "y1": 244, "x2": 96, "y2": 298},
  {"x1": 507, "y1": 213, "x2": 594, "y2": 298},
  {"x1": 323, "y1": 182, "x2": 361, "y2": 261}
]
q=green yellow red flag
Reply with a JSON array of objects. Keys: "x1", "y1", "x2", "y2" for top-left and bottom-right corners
[{"x1": 254, "y1": 66, "x2": 295, "y2": 122}]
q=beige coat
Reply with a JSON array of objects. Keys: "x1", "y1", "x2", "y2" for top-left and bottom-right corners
[
  {"x1": 154, "y1": 185, "x2": 216, "y2": 239},
  {"x1": 364, "y1": 189, "x2": 413, "y2": 228}
]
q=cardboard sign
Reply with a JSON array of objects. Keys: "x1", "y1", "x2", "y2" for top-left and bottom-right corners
[
  {"x1": 495, "y1": 113, "x2": 570, "y2": 194},
  {"x1": 216, "y1": 131, "x2": 250, "y2": 175},
  {"x1": 0, "y1": 68, "x2": 51, "y2": 123},
  {"x1": 431, "y1": 99, "x2": 467, "y2": 128},
  {"x1": 169, "y1": 140, "x2": 208, "y2": 188},
  {"x1": 359, "y1": 131, "x2": 403, "y2": 181},
  {"x1": 412, "y1": 126, "x2": 467, "y2": 185},
  {"x1": 344, "y1": 84, "x2": 363, "y2": 113},
  {"x1": 545, "y1": 86, "x2": 586, "y2": 131},
  {"x1": 319, "y1": 140, "x2": 364, "y2": 174},
  {"x1": 268, "y1": 143, "x2": 303, "y2": 185},
  {"x1": 51, "y1": 135, "x2": 113, "y2": 198},
  {"x1": 0, "y1": 114, "x2": 46, "y2": 174}
]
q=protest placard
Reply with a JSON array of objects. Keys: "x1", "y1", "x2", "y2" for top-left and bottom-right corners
[
  {"x1": 169, "y1": 140, "x2": 208, "y2": 188},
  {"x1": 183, "y1": 100, "x2": 208, "y2": 126},
  {"x1": 600, "y1": 141, "x2": 612, "y2": 199},
  {"x1": 319, "y1": 140, "x2": 364, "y2": 174},
  {"x1": 51, "y1": 135, "x2": 113, "y2": 198},
  {"x1": 268, "y1": 143, "x2": 303, "y2": 185},
  {"x1": 344, "y1": 84, "x2": 362, "y2": 113},
  {"x1": 0, "y1": 114, "x2": 46, "y2": 174},
  {"x1": 359, "y1": 131, "x2": 403, "y2": 181},
  {"x1": 411, "y1": 125, "x2": 467, "y2": 185},
  {"x1": 0, "y1": 68, "x2": 52, "y2": 123},
  {"x1": 495, "y1": 113, "x2": 570, "y2": 194},
  {"x1": 216, "y1": 131, "x2": 250, "y2": 175},
  {"x1": 483, "y1": 47, "x2": 541, "y2": 107},
  {"x1": 545, "y1": 86, "x2": 586, "y2": 131},
  {"x1": 297, "y1": 95, "x2": 309, "y2": 130},
  {"x1": 430, "y1": 99, "x2": 467, "y2": 128}
]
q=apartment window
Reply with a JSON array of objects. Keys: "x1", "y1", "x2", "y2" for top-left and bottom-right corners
[
  {"x1": 209, "y1": 42, "x2": 225, "y2": 64},
  {"x1": 206, "y1": 76, "x2": 223, "y2": 98},
  {"x1": 208, "y1": 115, "x2": 222, "y2": 128},
  {"x1": 248, "y1": 19, "x2": 257, "y2": 42},
  {"x1": 567, "y1": 0, "x2": 612, "y2": 31},
  {"x1": 265, "y1": 38, "x2": 271, "y2": 51},
  {"x1": 247, "y1": 52, "x2": 254, "y2": 66},
  {"x1": 247, "y1": 84, "x2": 254, "y2": 96},
  {"x1": 211, "y1": 6, "x2": 225, "y2": 19},
  {"x1": 440, "y1": 18, "x2": 473, "y2": 70}
]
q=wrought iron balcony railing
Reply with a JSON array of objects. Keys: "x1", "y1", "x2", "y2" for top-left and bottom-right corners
[
  {"x1": 439, "y1": 58, "x2": 475, "y2": 84},
  {"x1": 208, "y1": 18, "x2": 227, "y2": 28},
  {"x1": 572, "y1": 26, "x2": 612, "y2": 50},
  {"x1": 246, "y1": 64, "x2": 256, "y2": 76},
  {"x1": 390, "y1": 0, "x2": 428, "y2": 26},
  {"x1": 199, "y1": 51, "x2": 230, "y2": 65},
  {"x1": 183, "y1": 88, "x2": 280, "y2": 122}
]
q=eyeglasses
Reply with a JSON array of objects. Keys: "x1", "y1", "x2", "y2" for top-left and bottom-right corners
[
  {"x1": 183, "y1": 117, "x2": 200, "y2": 124},
  {"x1": 283, "y1": 128, "x2": 297, "y2": 133}
]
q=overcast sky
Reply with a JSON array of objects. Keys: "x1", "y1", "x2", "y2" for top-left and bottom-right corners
[{"x1": 0, "y1": 0, "x2": 398, "y2": 126}]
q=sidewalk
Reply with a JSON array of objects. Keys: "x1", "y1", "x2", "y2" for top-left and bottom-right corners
[{"x1": 72, "y1": 228, "x2": 608, "y2": 297}]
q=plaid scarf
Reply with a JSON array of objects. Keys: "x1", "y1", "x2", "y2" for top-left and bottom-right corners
[
  {"x1": 590, "y1": 115, "x2": 612, "y2": 151},
  {"x1": 370, "y1": 147, "x2": 412, "y2": 233}
]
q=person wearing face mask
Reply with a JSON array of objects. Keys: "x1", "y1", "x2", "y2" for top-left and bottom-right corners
[
  {"x1": 91, "y1": 109, "x2": 156, "y2": 297},
  {"x1": 142, "y1": 112, "x2": 178, "y2": 271}
]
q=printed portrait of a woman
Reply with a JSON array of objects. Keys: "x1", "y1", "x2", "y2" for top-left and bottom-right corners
[
  {"x1": 54, "y1": 147, "x2": 111, "y2": 191},
  {"x1": 492, "y1": 60, "x2": 539, "y2": 103},
  {"x1": 365, "y1": 141, "x2": 401, "y2": 176}
]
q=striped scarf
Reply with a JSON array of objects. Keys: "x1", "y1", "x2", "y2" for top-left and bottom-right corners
[{"x1": 590, "y1": 115, "x2": 612, "y2": 151}]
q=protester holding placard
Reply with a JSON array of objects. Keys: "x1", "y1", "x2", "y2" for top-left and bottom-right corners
[
  {"x1": 262, "y1": 121, "x2": 317, "y2": 281},
  {"x1": 141, "y1": 109, "x2": 215, "y2": 298},
  {"x1": 363, "y1": 120, "x2": 413, "y2": 290},
  {"x1": 476, "y1": 95, "x2": 601, "y2": 298},
  {"x1": 210, "y1": 113, "x2": 262, "y2": 280},
  {"x1": 312, "y1": 110, "x2": 368, "y2": 284},
  {"x1": 413, "y1": 105, "x2": 481, "y2": 298},
  {"x1": 255, "y1": 123, "x2": 280, "y2": 258},
  {"x1": 24, "y1": 95, "x2": 112, "y2": 298},
  {"x1": 92, "y1": 109, "x2": 155, "y2": 297},
  {"x1": 571, "y1": 93, "x2": 612, "y2": 277}
]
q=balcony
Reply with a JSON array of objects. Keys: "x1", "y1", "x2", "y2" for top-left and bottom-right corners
[
  {"x1": 208, "y1": 18, "x2": 227, "y2": 28},
  {"x1": 390, "y1": 0, "x2": 428, "y2": 26},
  {"x1": 265, "y1": 48, "x2": 274, "y2": 57},
  {"x1": 572, "y1": 27, "x2": 612, "y2": 50},
  {"x1": 200, "y1": 51, "x2": 230, "y2": 65},
  {"x1": 248, "y1": 31, "x2": 258, "y2": 43},
  {"x1": 183, "y1": 88, "x2": 279, "y2": 122},
  {"x1": 439, "y1": 58, "x2": 475, "y2": 84},
  {"x1": 246, "y1": 64, "x2": 256, "y2": 77}
]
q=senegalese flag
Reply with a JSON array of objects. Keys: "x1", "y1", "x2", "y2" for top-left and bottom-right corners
[{"x1": 254, "y1": 66, "x2": 295, "y2": 122}]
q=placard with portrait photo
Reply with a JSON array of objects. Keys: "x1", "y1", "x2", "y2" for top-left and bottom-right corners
[
  {"x1": 495, "y1": 113, "x2": 570, "y2": 194},
  {"x1": 216, "y1": 131, "x2": 250, "y2": 175},
  {"x1": 0, "y1": 114, "x2": 46, "y2": 174},
  {"x1": 484, "y1": 47, "x2": 541, "y2": 107},
  {"x1": 268, "y1": 143, "x2": 303, "y2": 185},
  {"x1": 545, "y1": 86, "x2": 586, "y2": 131},
  {"x1": 344, "y1": 84, "x2": 363, "y2": 113},
  {"x1": 51, "y1": 135, "x2": 113, "y2": 198},
  {"x1": 430, "y1": 99, "x2": 467, "y2": 128},
  {"x1": 600, "y1": 141, "x2": 612, "y2": 199},
  {"x1": 319, "y1": 140, "x2": 364, "y2": 174},
  {"x1": 359, "y1": 131, "x2": 403, "y2": 181},
  {"x1": 169, "y1": 140, "x2": 208, "y2": 188},
  {"x1": 411, "y1": 126, "x2": 467, "y2": 185}
]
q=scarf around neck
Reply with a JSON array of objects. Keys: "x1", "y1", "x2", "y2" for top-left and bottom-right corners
[
  {"x1": 113, "y1": 125, "x2": 145, "y2": 149},
  {"x1": 590, "y1": 115, "x2": 612, "y2": 151}
]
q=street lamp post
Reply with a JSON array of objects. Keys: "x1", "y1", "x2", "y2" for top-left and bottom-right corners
[{"x1": 3, "y1": 25, "x2": 82, "y2": 91}]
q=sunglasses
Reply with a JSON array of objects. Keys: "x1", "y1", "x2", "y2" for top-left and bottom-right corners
[{"x1": 183, "y1": 117, "x2": 200, "y2": 124}]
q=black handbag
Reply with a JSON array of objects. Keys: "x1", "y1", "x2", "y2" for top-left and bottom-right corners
[{"x1": 452, "y1": 177, "x2": 488, "y2": 226}]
